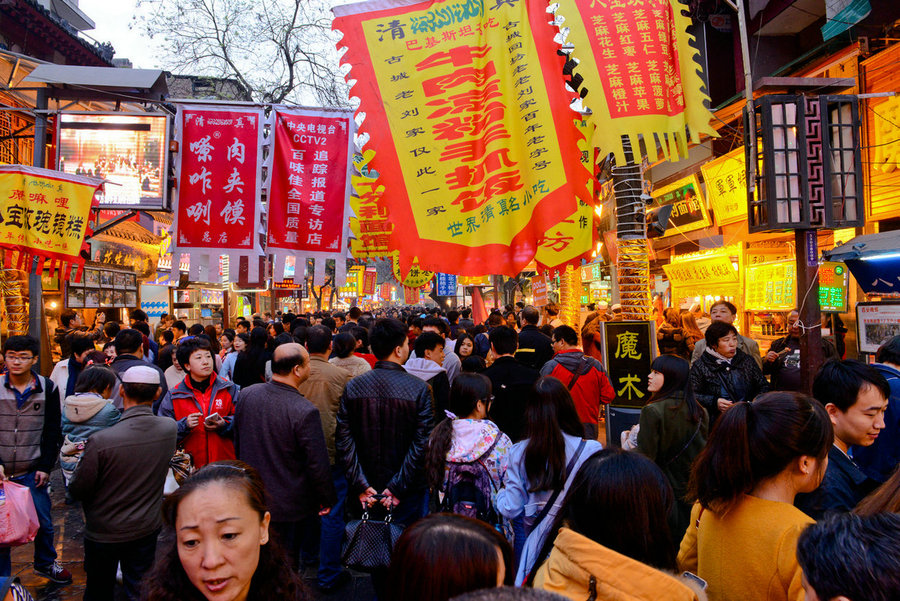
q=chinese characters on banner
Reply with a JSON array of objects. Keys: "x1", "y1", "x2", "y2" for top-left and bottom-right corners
[
  {"x1": 0, "y1": 165, "x2": 101, "y2": 280},
  {"x1": 435, "y1": 273, "x2": 457, "y2": 296},
  {"x1": 554, "y1": 0, "x2": 716, "y2": 164},
  {"x1": 535, "y1": 116, "x2": 596, "y2": 273},
  {"x1": 701, "y1": 148, "x2": 748, "y2": 226},
  {"x1": 602, "y1": 321, "x2": 655, "y2": 408},
  {"x1": 173, "y1": 106, "x2": 264, "y2": 283},
  {"x1": 403, "y1": 285, "x2": 421, "y2": 305},
  {"x1": 651, "y1": 174, "x2": 710, "y2": 237},
  {"x1": 362, "y1": 269, "x2": 377, "y2": 295},
  {"x1": 268, "y1": 108, "x2": 354, "y2": 287},
  {"x1": 531, "y1": 275, "x2": 548, "y2": 305},
  {"x1": 333, "y1": 0, "x2": 591, "y2": 277}
]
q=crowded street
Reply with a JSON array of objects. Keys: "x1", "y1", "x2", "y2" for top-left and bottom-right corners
[{"x1": 2, "y1": 0, "x2": 900, "y2": 601}]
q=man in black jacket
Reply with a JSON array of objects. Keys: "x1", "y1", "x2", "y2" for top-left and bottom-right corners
[
  {"x1": 335, "y1": 318, "x2": 432, "y2": 597},
  {"x1": 515, "y1": 305, "x2": 553, "y2": 370},
  {"x1": 235, "y1": 342, "x2": 336, "y2": 569},
  {"x1": 336, "y1": 318, "x2": 432, "y2": 517},
  {"x1": 483, "y1": 326, "x2": 539, "y2": 442}
]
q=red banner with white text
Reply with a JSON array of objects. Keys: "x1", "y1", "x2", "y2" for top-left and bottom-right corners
[
  {"x1": 172, "y1": 105, "x2": 264, "y2": 283},
  {"x1": 268, "y1": 108, "x2": 354, "y2": 286}
]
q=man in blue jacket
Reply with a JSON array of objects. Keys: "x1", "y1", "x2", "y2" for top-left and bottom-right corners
[{"x1": 853, "y1": 335, "x2": 900, "y2": 482}]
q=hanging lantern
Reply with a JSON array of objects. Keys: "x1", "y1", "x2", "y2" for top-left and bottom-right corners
[{"x1": 746, "y1": 94, "x2": 864, "y2": 233}]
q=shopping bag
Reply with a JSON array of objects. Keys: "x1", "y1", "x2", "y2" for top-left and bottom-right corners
[
  {"x1": 341, "y1": 502, "x2": 404, "y2": 572},
  {"x1": 0, "y1": 481, "x2": 39, "y2": 548}
]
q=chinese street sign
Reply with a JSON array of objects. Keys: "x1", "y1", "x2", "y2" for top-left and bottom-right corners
[
  {"x1": 333, "y1": 0, "x2": 591, "y2": 278},
  {"x1": 435, "y1": 273, "x2": 457, "y2": 296},
  {"x1": 701, "y1": 148, "x2": 747, "y2": 226},
  {"x1": 172, "y1": 105, "x2": 265, "y2": 283},
  {"x1": 745, "y1": 260, "x2": 796, "y2": 312},
  {"x1": 268, "y1": 108, "x2": 354, "y2": 286},
  {"x1": 0, "y1": 165, "x2": 102, "y2": 280},
  {"x1": 554, "y1": 0, "x2": 716, "y2": 165},
  {"x1": 580, "y1": 261, "x2": 604, "y2": 282},
  {"x1": 818, "y1": 261, "x2": 848, "y2": 313},
  {"x1": 601, "y1": 321, "x2": 656, "y2": 408},
  {"x1": 651, "y1": 174, "x2": 710, "y2": 237},
  {"x1": 362, "y1": 269, "x2": 378, "y2": 295},
  {"x1": 662, "y1": 254, "x2": 738, "y2": 287},
  {"x1": 403, "y1": 285, "x2": 421, "y2": 305},
  {"x1": 531, "y1": 275, "x2": 548, "y2": 305}
]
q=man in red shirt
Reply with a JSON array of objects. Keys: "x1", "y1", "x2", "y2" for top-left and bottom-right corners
[
  {"x1": 540, "y1": 325, "x2": 614, "y2": 440},
  {"x1": 158, "y1": 336, "x2": 239, "y2": 467}
]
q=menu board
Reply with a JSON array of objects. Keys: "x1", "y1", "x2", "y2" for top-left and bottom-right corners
[
  {"x1": 66, "y1": 267, "x2": 137, "y2": 309},
  {"x1": 745, "y1": 260, "x2": 796, "y2": 311},
  {"x1": 818, "y1": 262, "x2": 849, "y2": 313}
]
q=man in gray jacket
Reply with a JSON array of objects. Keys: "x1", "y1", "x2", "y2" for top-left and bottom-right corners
[{"x1": 70, "y1": 365, "x2": 177, "y2": 601}]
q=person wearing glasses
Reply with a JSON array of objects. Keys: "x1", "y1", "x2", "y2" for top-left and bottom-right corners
[{"x1": 0, "y1": 336, "x2": 71, "y2": 584}]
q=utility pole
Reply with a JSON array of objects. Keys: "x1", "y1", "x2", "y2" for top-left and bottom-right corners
[{"x1": 28, "y1": 88, "x2": 51, "y2": 374}]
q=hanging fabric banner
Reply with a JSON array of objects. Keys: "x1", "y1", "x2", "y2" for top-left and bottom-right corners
[
  {"x1": 172, "y1": 105, "x2": 265, "y2": 283},
  {"x1": 333, "y1": 0, "x2": 591, "y2": 278},
  {"x1": 268, "y1": 107, "x2": 355, "y2": 287},
  {"x1": 403, "y1": 285, "x2": 421, "y2": 305},
  {"x1": 0, "y1": 165, "x2": 101, "y2": 281},
  {"x1": 554, "y1": 0, "x2": 716, "y2": 164},
  {"x1": 535, "y1": 116, "x2": 596, "y2": 274},
  {"x1": 362, "y1": 269, "x2": 378, "y2": 295}
]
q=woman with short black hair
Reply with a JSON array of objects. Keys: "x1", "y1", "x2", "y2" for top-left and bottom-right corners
[{"x1": 689, "y1": 321, "x2": 767, "y2": 424}]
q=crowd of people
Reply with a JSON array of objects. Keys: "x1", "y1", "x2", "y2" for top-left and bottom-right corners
[{"x1": 0, "y1": 300, "x2": 899, "y2": 601}]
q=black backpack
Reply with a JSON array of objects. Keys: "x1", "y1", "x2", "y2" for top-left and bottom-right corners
[{"x1": 440, "y1": 437, "x2": 500, "y2": 526}]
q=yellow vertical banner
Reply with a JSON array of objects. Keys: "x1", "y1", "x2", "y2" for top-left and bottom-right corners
[
  {"x1": 333, "y1": 0, "x2": 591, "y2": 277},
  {"x1": 554, "y1": 0, "x2": 716, "y2": 164}
]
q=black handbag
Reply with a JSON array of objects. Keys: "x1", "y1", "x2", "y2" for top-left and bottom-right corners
[{"x1": 341, "y1": 503, "x2": 404, "y2": 572}]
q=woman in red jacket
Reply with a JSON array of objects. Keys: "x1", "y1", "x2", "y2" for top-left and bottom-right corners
[{"x1": 158, "y1": 337, "x2": 239, "y2": 468}]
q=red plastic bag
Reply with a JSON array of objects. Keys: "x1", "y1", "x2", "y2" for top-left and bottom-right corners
[{"x1": 0, "y1": 481, "x2": 39, "y2": 547}]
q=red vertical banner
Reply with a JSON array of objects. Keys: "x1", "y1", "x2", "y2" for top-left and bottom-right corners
[
  {"x1": 362, "y1": 269, "x2": 377, "y2": 295},
  {"x1": 268, "y1": 108, "x2": 354, "y2": 284},
  {"x1": 403, "y1": 285, "x2": 420, "y2": 305},
  {"x1": 380, "y1": 282, "x2": 392, "y2": 301},
  {"x1": 173, "y1": 105, "x2": 264, "y2": 282}
]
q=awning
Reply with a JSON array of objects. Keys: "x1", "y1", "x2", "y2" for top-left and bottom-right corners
[
  {"x1": 823, "y1": 231, "x2": 900, "y2": 296},
  {"x1": 23, "y1": 64, "x2": 168, "y2": 100}
]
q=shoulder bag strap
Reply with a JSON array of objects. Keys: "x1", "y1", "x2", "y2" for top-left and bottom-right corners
[
  {"x1": 567, "y1": 356, "x2": 591, "y2": 391},
  {"x1": 665, "y1": 420, "x2": 702, "y2": 467},
  {"x1": 475, "y1": 436, "x2": 502, "y2": 491},
  {"x1": 529, "y1": 438, "x2": 587, "y2": 531}
]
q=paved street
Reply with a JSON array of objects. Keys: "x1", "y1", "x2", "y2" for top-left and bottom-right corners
[{"x1": 11, "y1": 470, "x2": 376, "y2": 601}]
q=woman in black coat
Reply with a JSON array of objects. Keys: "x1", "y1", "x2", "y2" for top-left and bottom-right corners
[{"x1": 689, "y1": 321, "x2": 768, "y2": 424}]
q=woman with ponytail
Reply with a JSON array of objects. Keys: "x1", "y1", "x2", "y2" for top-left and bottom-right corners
[
  {"x1": 496, "y1": 377, "x2": 602, "y2": 585},
  {"x1": 678, "y1": 392, "x2": 833, "y2": 601},
  {"x1": 425, "y1": 373, "x2": 511, "y2": 529}
]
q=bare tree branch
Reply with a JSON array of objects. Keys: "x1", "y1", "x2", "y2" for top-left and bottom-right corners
[{"x1": 137, "y1": 0, "x2": 350, "y2": 107}]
